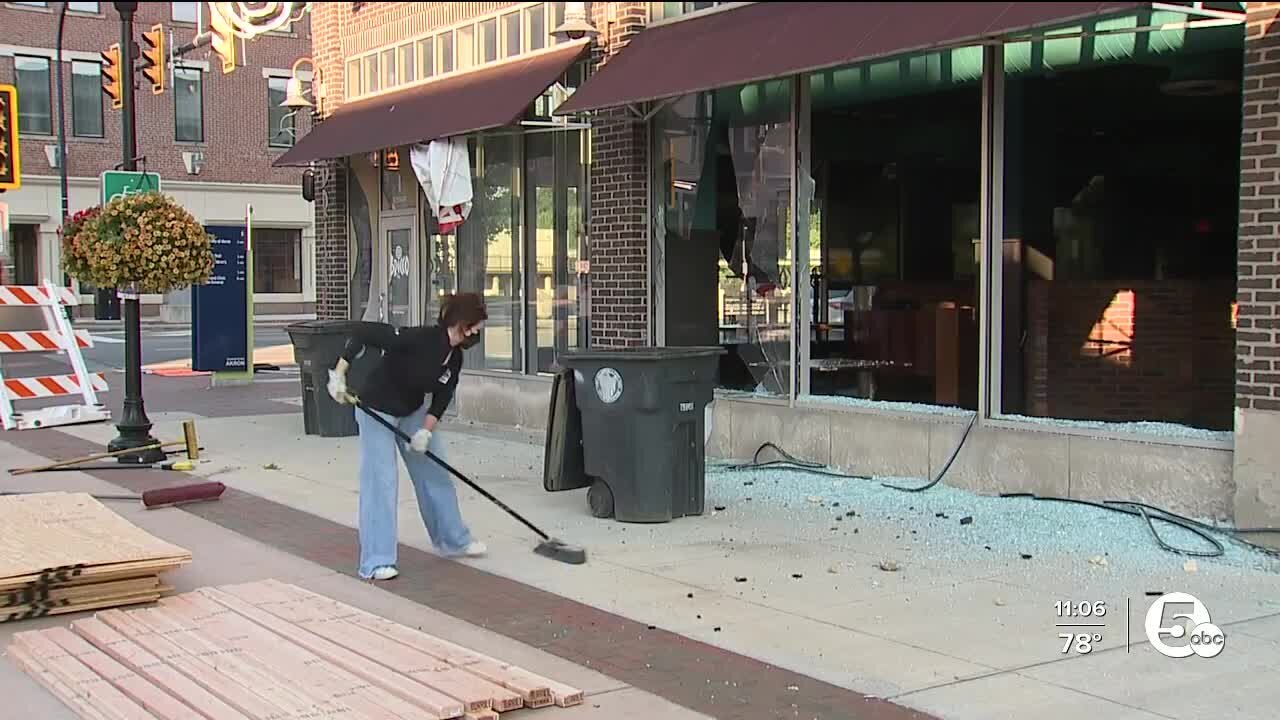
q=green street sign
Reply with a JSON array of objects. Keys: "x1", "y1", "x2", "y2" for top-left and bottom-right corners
[{"x1": 100, "y1": 170, "x2": 162, "y2": 204}]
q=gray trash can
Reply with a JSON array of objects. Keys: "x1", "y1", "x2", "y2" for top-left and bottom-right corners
[
  {"x1": 286, "y1": 320, "x2": 360, "y2": 437},
  {"x1": 554, "y1": 346, "x2": 725, "y2": 523}
]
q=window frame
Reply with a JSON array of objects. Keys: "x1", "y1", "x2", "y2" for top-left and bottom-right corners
[
  {"x1": 172, "y1": 64, "x2": 205, "y2": 143},
  {"x1": 70, "y1": 59, "x2": 105, "y2": 139},
  {"x1": 13, "y1": 54, "x2": 53, "y2": 136},
  {"x1": 171, "y1": 1, "x2": 200, "y2": 24},
  {"x1": 266, "y1": 75, "x2": 295, "y2": 149}
]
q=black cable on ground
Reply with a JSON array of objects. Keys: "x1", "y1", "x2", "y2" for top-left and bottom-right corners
[{"x1": 715, "y1": 413, "x2": 1280, "y2": 560}]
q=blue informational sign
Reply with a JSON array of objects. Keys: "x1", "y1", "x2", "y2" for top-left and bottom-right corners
[{"x1": 192, "y1": 225, "x2": 248, "y2": 372}]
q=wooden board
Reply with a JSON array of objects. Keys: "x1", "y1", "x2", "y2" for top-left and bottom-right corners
[
  {"x1": 0, "y1": 493, "x2": 190, "y2": 591},
  {"x1": 2, "y1": 589, "x2": 165, "y2": 624},
  {"x1": 9, "y1": 580, "x2": 585, "y2": 720}
]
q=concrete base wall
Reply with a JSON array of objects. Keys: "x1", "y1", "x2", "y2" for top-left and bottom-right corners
[
  {"x1": 707, "y1": 396, "x2": 1235, "y2": 522},
  {"x1": 451, "y1": 372, "x2": 555, "y2": 432},
  {"x1": 1233, "y1": 408, "x2": 1280, "y2": 546}
]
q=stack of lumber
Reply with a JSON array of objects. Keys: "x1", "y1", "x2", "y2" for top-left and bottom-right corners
[
  {"x1": 0, "y1": 492, "x2": 191, "y2": 624},
  {"x1": 8, "y1": 579, "x2": 585, "y2": 719}
]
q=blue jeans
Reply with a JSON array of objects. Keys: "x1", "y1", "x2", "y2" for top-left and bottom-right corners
[{"x1": 355, "y1": 404, "x2": 473, "y2": 579}]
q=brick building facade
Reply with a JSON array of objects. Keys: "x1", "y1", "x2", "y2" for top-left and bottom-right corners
[
  {"x1": 1, "y1": 1, "x2": 315, "y2": 317},
  {"x1": 300, "y1": 2, "x2": 1280, "y2": 534}
]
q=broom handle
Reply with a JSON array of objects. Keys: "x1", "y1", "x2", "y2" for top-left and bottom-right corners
[
  {"x1": 8, "y1": 440, "x2": 185, "y2": 475},
  {"x1": 355, "y1": 402, "x2": 551, "y2": 541}
]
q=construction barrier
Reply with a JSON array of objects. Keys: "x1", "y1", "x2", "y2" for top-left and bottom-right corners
[{"x1": 0, "y1": 282, "x2": 110, "y2": 430}]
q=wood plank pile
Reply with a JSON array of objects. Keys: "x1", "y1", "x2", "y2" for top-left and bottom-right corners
[
  {"x1": 0, "y1": 492, "x2": 191, "y2": 624},
  {"x1": 7, "y1": 579, "x2": 585, "y2": 719}
]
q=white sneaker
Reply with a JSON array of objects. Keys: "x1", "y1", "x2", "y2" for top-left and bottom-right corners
[
  {"x1": 369, "y1": 566, "x2": 399, "y2": 581},
  {"x1": 445, "y1": 541, "x2": 487, "y2": 558}
]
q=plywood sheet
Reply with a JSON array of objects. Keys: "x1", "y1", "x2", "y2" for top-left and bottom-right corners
[{"x1": 0, "y1": 493, "x2": 191, "y2": 588}]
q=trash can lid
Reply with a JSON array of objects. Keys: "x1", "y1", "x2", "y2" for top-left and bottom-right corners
[
  {"x1": 285, "y1": 319, "x2": 359, "y2": 334},
  {"x1": 562, "y1": 346, "x2": 727, "y2": 362}
]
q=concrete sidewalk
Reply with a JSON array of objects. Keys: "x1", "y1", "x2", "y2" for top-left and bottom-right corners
[
  {"x1": 36, "y1": 405, "x2": 1280, "y2": 720},
  {"x1": 0, "y1": 442, "x2": 707, "y2": 720}
]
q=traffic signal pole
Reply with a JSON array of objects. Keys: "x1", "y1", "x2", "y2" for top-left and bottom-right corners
[{"x1": 106, "y1": 0, "x2": 163, "y2": 464}]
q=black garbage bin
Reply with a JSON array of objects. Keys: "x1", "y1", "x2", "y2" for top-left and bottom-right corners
[
  {"x1": 286, "y1": 320, "x2": 360, "y2": 437},
  {"x1": 547, "y1": 346, "x2": 725, "y2": 523}
]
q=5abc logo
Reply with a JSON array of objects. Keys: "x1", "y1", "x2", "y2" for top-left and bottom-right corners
[{"x1": 1144, "y1": 592, "x2": 1226, "y2": 659}]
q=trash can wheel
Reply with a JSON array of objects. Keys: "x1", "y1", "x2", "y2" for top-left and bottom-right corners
[{"x1": 587, "y1": 478, "x2": 615, "y2": 519}]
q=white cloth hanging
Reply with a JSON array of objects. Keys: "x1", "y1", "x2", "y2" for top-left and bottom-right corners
[{"x1": 411, "y1": 138, "x2": 474, "y2": 234}]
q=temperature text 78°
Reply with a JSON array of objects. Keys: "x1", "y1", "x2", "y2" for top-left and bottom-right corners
[{"x1": 1060, "y1": 632, "x2": 1101, "y2": 654}]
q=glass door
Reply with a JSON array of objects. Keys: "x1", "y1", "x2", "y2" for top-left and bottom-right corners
[
  {"x1": 525, "y1": 129, "x2": 586, "y2": 373},
  {"x1": 382, "y1": 215, "x2": 418, "y2": 327}
]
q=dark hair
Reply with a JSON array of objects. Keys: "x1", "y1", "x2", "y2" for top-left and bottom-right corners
[{"x1": 438, "y1": 292, "x2": 488, "y2": 328}]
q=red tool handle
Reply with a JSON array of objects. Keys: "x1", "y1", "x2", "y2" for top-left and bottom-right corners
[{"x1": 141, "y1": 482, "x2": 226, "y2": 509}]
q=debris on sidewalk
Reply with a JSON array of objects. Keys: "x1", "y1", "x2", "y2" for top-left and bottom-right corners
[
  {"x1": 8, "y1": 579, "x2": 585, "y2": 717},
  {"x1": 878, "y1": 560, "x2": 900, "y2": 572},
  {"x1": 0, "y1": 492, "x2": 190, "y2": 624},
  {"x1": 1184, "y1": 559, "x2": 1200, "y2": 573}
]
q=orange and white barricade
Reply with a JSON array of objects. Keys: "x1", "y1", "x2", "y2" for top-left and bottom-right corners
[{"x1": 0, "y1": 282, "x2": 110, "y2": 430}]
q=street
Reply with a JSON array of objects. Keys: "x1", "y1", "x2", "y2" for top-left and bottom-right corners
[{"x1": 0, "y1": 323, "x2": 293, "y2": 378}]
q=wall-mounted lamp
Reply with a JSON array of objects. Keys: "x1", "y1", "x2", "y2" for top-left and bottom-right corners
[
  {"x1": 280, "y1": 56, "x2": 324, "y2": 116},
  {"x1": 551, "y1": 2, "x2": 600, "y2": 43}
]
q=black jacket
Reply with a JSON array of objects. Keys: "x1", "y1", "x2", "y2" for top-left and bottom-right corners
[{"x1": 338, "y1": 322, "x2": 462, "y2": 419}]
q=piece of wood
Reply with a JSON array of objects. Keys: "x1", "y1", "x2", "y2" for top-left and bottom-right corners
[
  {"x1": 7, "y1": 642, "x2": 112, "y2": 720},
  {"x1": 196, "y1": 587, "x2": 464, "y2": 720},
  {"x1": 463, "y1": 711, "x2": 499, "y2": 720},
  {"x1": 162, "y1": 593, "x2": 432, "y2": 720},
  {"x1": 9, "y1": 440, "x2": 186, "y2": 475},
  {"x1": 95, "y1": 607, "x2": 304, "y2": 720},
  {"x1": 133, "y1": 605, "x2": 373, "y2": 720},
  {"x1": 11, "y1": 630, "x2": 156, "y2": 720},
  {"x1": 41, "y1": 626, "x2": 206, "y2": 720},
  {"x1": 0, "y1": 493, "x2": 190, "y2": 592},
  {"x1": 260, "y1": 580, "x2": 583, "y2": 708},
  {"x1": 3, "y1": 575, "x2": 161, "y2": 609},
  {"x1": 71, "y1": 616, "x2": 250, "y2": 720},
  {"x1": 2, "y1": 589, "x2": 164, "y2": 624}
]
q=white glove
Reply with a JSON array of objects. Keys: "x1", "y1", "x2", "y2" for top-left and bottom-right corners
[
  {"x1": 327, "y1": 361, "x2": 353, "y2": 405},
  {"x1": 409, "y1": 429, "x2": 432, "y2": 454}
]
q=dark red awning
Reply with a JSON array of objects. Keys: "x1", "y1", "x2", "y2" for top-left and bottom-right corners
[
  {"x1": 276, "y1": 41, "x2": 588, "y2": 167},
  {"x1": 557, "y1": 2, "x2": 1143, "y2": 114}
]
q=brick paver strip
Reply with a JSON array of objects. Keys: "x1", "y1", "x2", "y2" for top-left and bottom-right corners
[{"x1": 5, "y1": 426, "x2": 940, "y2": 720}]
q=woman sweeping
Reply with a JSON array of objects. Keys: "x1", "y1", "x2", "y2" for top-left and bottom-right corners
[{"x1": 326, "y1": 292, "x2": 489, "y2": 581}]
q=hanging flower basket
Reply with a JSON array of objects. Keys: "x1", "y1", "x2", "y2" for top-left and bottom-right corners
[{"x1": 61, "y1": 191, "x2": 215, "y2": 294}]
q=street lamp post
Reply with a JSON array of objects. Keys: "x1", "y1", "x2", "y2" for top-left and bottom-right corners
[{"x1": 106, "y1": 0, "x2": 163, "y2": 464}]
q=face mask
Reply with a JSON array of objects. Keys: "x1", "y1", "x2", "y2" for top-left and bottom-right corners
[{"x1": 460, "y1": 332, "x2": 481, "y2": 349}]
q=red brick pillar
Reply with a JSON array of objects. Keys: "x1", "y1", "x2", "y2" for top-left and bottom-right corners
[
  {"x1": 310, "y1": 2, "x2": 350, "y2": 320},
  {"x1": 1235, "y1": 2, "x2": 1280, "y2": 537},
  {"x1": 586, "y1": 2, "x2": 650, "y2": 347}
]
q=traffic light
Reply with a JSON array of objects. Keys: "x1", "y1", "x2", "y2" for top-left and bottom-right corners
[
  {"x1": 101, "y1": 44, "x2": 122, "y2": 110},
  {"x1": 141, "y1": 24, "x2": 165, "y2": 95},
  {"x1": 0, "y1": 84, "x2": 20, "y2": 191},
  {"x1": 209, "y1": 8, "x2": 237, "y2": 74}
]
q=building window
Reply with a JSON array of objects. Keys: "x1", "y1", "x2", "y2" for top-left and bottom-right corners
[
  {"x1": 480, "y1": 18, "x2": 499, "y2": 64},
  {"x1": 381, "y1": 48, "x2": 397, "y2": 87},
  {"x1": 10, "y1": 1, "x2": 48, "y2": 6},
  {"x1": 995, "y1": 18, "x2": 1243, "y2": 432},
  {"x1": 253, "y1": 228, "x2": 303, "y2": 294},
  {"x1": 346, "y1": 59, "x2": 360, "y2": 98},
  {"x1": 171, "y1": 1, "x2": 199, "y2": 23},
  {"x1": 438, "y1": 30, "x2": 455, "y2": 74},
  {"x1": 527, "y1": 4, "x2": 546, "y2": 51},
  {"x1": 458, "y1": 24, "x2": 476, "y2": 71},
  {"x1": 14, "y1": 55, "x2": 52, "y2": 135},
  {"x1": 417, "y1": 37, "x2": 435, "y2": 79},
  {"x1": 173, "y1": 66, "x2": 203, "y2": 142},
  {"x1": 650, "y1": 2, "x2": 724, "y2": 21},
  {"x1": 399, "y1": 42, "x2": 416, "y2": 83},
  {"x1": 267, "y1": 76, "x2": 296, "y2": 148},
  {"x1": 71, "y1": 60, "x2": 104, "y2": 138},
  {"x1": 363, "y1": 55, "x2": 378, "y2": 93},
  {"x1": 67, "y1": 1, "x2": 99, "y2": 11},
  {"x1": 552, "y1": 2, "x2": 566, "y2": 43},
  {"x1": 503, "y1": 11, "x2": 522, "y2": 57}
]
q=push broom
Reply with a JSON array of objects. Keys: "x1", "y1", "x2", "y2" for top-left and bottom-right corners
[{"x1": 352, "y1": 398, "x2": 587, "y2": 565}]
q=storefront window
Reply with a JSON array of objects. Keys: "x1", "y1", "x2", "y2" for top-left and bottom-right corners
[
  {"x1": 653, "y1": 80, "x2": 795, "y2": 395},
  {"x1": 801, "y1": 49, "x2": 983, "y2": 409},
  {"x1": 348, "y1": 156, "x2": 380, "y2": 321},
  {"x1": 998, "y1": 14, "x2": 1242, "y2": 432},
  {"x1": 253, "y1": 228, "x2": 303, "y2": 294},
  {"x1": 456, "y1": 136, "x2": 522, "y2": 371},
  {"x1": 527, "y1": 130, "x2": 586, "y2": 373}
]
